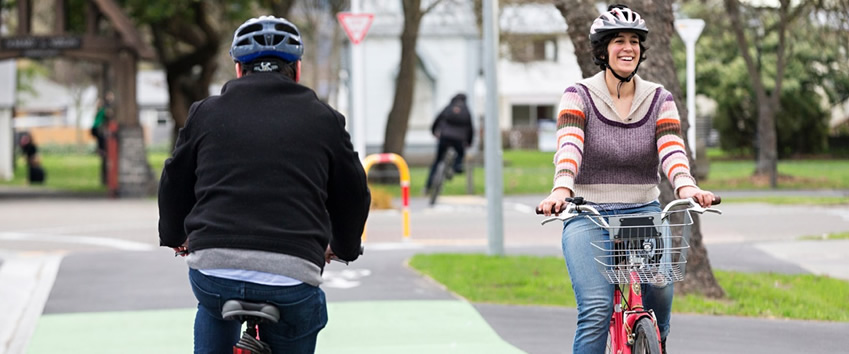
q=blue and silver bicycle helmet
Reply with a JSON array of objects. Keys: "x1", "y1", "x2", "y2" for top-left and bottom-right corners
[{"x1": 229, "y1": 16, "x2": 303, "y2": 64}]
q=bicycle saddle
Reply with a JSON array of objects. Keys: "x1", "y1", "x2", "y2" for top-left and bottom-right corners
[{"x1": 222, "y1": 300, "x2": 280, "y2": 324}]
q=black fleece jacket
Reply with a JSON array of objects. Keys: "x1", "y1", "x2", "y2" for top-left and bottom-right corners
[{"x1": 158, "y1": 73, "x2": 370, "y2": 268}]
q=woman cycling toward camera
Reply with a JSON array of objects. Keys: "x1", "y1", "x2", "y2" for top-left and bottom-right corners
[{"x1": 537, "y1": 4, "x2": 715, "y2": 353}]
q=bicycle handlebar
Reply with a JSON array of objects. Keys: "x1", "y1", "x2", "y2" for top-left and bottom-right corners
[
  {"x1": 537, "y1": 196, "x2": 722, "y2": 226},
  {"x1": 330, "y1": 245, "x2": 365, "y2": 265}
]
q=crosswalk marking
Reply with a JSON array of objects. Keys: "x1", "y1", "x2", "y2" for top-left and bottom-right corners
[{"x1": 0, "y1": 252, "x2": 64, "y2": 354}]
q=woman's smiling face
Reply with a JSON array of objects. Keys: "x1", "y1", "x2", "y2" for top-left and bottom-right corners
[{"x1": 606, "y1": 32, "x2": 641, "y2": 77}]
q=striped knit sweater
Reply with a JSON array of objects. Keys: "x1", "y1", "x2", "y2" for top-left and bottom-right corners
[{"x1": 553, "y1": 72, "x2": 696, "y2": 204}]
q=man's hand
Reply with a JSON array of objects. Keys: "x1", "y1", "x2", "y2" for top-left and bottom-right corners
[
  {"x1": 172, "y1": 240, "x2": 188, "y2": 257},
  {"x1": 324, "y1": 245, "x2": 336, "y2": 264}
]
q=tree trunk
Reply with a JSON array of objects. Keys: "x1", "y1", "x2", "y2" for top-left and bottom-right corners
[
  {"x1": 724, "y1": 0, "x2": 782, "y2": 187},
  {"x1": 555, "y1": 0, "x2": 725, "y2": 298},
  {"x1": 267, "y1": 0, "x2": 297, "y2": 18},
  {"x1": 151, "y1": 2, "x2": 221, "y2": 145},
  {"x1": 382, "y1": 0, "x2": 424, "y2": 156},
  {"x1": 553, "y1": 0, "x2": 598, "y2": 75}
]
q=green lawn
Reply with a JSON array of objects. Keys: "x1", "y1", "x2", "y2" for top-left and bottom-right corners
[
  {"x1": 409, "y1": 253, "x2": 849, "y2": 322},
  {"x1": 376, "y1": 150, "x2": 849, "y2": 203},
  {"x1": 799, "y1": 232, "x2": 849, "y2": 241},
  {"x1": 4, "y1": 149, "x2": 849, "y2": 204},
  {"x1": 3, "y1": 151, "x2": 169, "y2": 193}
]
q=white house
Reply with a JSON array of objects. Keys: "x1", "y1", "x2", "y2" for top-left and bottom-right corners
[{"x1": 353, "y1": 1, "x2": 582, "y2": 157}]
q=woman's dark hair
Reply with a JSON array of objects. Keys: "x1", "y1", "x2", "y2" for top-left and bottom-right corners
[{"x1": 591, "y1": 31, "x2": 649, "y2": 70}]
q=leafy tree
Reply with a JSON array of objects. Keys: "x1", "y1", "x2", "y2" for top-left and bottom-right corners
[
  {"x1": 676, "y1": 0, "x2": 849, "y2": 158},
  {"x1": 117, "y1": 0, "x2": 252, "y2": 141}
]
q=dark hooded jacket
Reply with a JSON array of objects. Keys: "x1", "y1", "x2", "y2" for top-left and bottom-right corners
[
  {"x1": 431, "y1": 94, "x2": 473, "y2": 145},
  {"x1": 158, "y1": 73, "x2": 370, "y2": 269}
]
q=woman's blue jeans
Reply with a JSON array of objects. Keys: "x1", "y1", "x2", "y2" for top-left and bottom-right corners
[
  {"x1": 188, "y1": 268, "x2": 328, "y2": 354},
  {"x1": 561, "y1": 202, "x2": 673, "y2": 354}
]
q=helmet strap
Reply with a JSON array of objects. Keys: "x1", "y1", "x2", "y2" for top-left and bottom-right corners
[{"x1": 603, "y1": 60, "x2": 641, "y2": 99}]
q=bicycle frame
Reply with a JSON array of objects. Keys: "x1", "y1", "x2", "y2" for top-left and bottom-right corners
[{"x1": 609, "y1": 271, "x2": 662, "y2": 354}]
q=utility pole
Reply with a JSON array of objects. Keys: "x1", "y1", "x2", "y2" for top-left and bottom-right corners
[{"x1": 483, "y1": 0, "x2": 504, "y2": 256}]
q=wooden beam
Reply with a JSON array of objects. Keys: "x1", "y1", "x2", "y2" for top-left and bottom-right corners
[
  {"x1": 17, "y1": 0, "x2": 32, "y2": 35},
  {"x1": 114, "y1": 50, "x2": 139, "y2": 126},
  {"x1": 92, "y1": 0, "x2": 155, "y2": 59},
  {"x1": 55, "y1": 0, "x2": 67, "y2": 34},
  {"x1": 87, "y1": 0, "x2": 98, "y2": 35},
  {"x1": 0, "y1": 35, "x2": 127, "y2": 61}
]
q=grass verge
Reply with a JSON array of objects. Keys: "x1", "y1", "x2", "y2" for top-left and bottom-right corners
[
  {"x1": 3, "y1": 149, "x2": 848, "y2": 204},
  {"x1": 409, "y1": 253, "x2": 849, "y2": 322},
  {"x1": 799, "y1": 232, "x2": 849, "y2": 241}
]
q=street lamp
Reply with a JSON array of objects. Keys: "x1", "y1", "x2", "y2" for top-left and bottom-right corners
[{"x1": 674, "y1": 19, "x2": 705, "y2": 160}]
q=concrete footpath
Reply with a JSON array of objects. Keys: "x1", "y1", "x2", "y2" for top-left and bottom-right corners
[{"x1": 0, "y1": 193, "x2": 848, "y2": 353}]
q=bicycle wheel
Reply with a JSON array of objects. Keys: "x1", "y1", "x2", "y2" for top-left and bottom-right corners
[
  {"x1": 428, "y1": 161, "x2": 447, "y2": 205},
  {"x1": 631, "y1": 317, "x2": 662, "y2": 354}
]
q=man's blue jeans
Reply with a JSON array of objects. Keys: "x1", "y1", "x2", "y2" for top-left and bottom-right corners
[
  {"x1": 188, "y1": 268, "x2": 328, "y2": 354},
  {"x1": 561, "y1": 202, "x2": 673, "y2": 354}
]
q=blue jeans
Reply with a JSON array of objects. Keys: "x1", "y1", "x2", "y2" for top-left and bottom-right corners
[
  {"x1": 561, "y1": 202, "x2": 673, "y2": 354},
  {"x1": 188, "y1": 268, "x2": 328, "y2": 354}
]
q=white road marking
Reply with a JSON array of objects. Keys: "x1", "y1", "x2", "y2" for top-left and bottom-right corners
[
  {"x1": 0, "y1": 232, "x2": 155, "y2": 251},
  {"x1": 322, "y1": 269, "x2": 372, "y2": 289},
  {"x1": 13, "y1": 221, "x2": 154, "y2": 235},
  {"x1": 0, "y1": 252, "x2": 64, "y2": 354}
]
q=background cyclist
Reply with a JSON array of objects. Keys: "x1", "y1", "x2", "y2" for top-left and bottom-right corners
[
  {"x1": 424, "y1": 93, "x2": 474, "y2": 195},
  {"x1": 158, "y1": 16, "x2": 370, "y2": 354},
  {"x1": 536, "y1": 5, "x2": 715, "y2": 353}
]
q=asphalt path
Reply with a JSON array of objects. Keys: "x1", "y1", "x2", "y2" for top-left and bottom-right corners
[{"x1": 0, "y1": 194, "x2": 848, "y2": 353}]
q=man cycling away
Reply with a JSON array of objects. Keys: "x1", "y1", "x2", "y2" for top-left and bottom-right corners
[
  {"x1": 424, "y1": 93, "x2": 474, "y2": 194},
  {"x1": 158, "y1": 16, "x2": 370, "y2": 354}
]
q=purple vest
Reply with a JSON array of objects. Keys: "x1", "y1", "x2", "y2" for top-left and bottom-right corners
[{"x1": 574, "y1": 84, "x2": 664, "y2": 187}]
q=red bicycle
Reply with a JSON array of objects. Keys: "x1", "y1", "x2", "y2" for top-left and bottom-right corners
[{"x1": 540, "y1": 197, "x2": 721, "y2": 354}]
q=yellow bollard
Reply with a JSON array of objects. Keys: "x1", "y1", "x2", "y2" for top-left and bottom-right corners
[{"x1": 362, "y1": 153, "x2": 411, "y2": 242}]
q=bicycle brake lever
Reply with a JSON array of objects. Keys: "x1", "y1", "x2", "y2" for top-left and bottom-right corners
[
  {"x1": 330, "y1": 256, "x2": 349, "y2": 265},
  {"x1": 704, "y1": 208, "x2": 722, "y2": 215},
  {"x1": 541, "y1": 213, "x2": 577, "y2": 226}
]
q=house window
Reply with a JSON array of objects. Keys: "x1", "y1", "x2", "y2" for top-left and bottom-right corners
[
  {"x1": 511, "y1": 104, "x2": 555, "y2": 127},
  {"x1": 506, "y1": 35, "x2": 558, "y2": 62}
]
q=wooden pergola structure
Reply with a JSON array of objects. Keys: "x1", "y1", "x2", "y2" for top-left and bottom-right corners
[{"x1": 0, "y1": 0, "x2": 157, "y2": 197}]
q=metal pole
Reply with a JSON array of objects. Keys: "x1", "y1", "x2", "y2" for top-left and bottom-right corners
[
  {"x1": 686, "y1": 41, "x2": 696, "y2": 159},
  {"x1": 674, "y1": 19, "x2": 704, "y2": 160},
  {"x1": 0, "y1": 24, "x2": 15, "y2": 181},
  {"x1": 351, "y1": 0, "x2": 366, "y2": 159},
  {"x1": 483, "y1": 0, "x2": 504, "y2": 256}
]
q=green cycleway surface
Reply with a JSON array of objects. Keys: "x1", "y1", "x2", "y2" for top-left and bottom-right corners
[{"x1": 27, "y1": 300, "x2": 524, "y2": 354}]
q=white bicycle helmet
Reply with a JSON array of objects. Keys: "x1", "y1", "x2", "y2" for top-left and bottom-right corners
[
  {"x1": 230, "y1": 16, "x2": 303, "y2": 63},
  {"x1": 589, "y1": 5, "x2": 649, "y2": 45},
  {"x1": 589, "y1": 5, "x2": 649, "y2": 89}
]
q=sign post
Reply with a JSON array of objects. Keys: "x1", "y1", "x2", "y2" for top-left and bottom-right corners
[
  {"x1": 337, "y1": 9, "x2": 374, "y2": 160},
  {"x1": 674, "y1": 19, "x2": 705, "y2": 160},
  {"x1": 0, "y1": 59, "x2": 14, "y2": 181}
]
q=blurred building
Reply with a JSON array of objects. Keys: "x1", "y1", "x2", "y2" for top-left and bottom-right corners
[
  {"x1": 351, "y1": 1, "x2": 582, "y2": 158},
  {"x1": 12, "y1": 69, "x2": 172, "y2": 148}
]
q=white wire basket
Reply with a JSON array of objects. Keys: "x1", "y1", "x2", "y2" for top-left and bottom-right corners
[{"x1": 588, "y1": 209, "x2": 694, "y2": 285}]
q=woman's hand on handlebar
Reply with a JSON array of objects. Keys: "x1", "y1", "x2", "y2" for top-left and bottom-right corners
[
  {"x1": 537, "y1": 187, "x2": 573, "y2": 216},
  {"x1": 677, "y1": 186, "x2": 716, "y2": 208}
]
